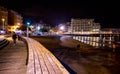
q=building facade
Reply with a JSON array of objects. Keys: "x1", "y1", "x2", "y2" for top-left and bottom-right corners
[
  {"x1": 70, "y1": 18, "x2": 101, "y2": 34},
  {"x1": 0, "y1": 6, "x2": 8, "y2": 30},
  {"x1": 0, "y1": 6, "x2": 23, "y2": 33},
  {"x1": 7, "y1": 10, "x2": 23, "y2": 32}
]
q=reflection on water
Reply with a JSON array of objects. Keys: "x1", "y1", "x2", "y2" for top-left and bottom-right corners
[
  {"x1": 73, "y1": 35, "x2": 118, "y2": 48},
  {"x1": 73, "y1": 35, "x2": 120, "y2": 74}
]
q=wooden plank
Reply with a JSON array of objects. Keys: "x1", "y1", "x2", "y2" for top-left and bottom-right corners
[
  {"x1": 35, "y1": 42, "x2": 69, "y2": 74},
  {"x1": 46, "y1": 54, "x2": 62, "y2": 74},
  {"x1": 26, "y1": 38, "x2": 35, "y2": 74},
  {"x1": 32, "y1": 45, "x2": 42, "y2": 74},
  {"x1": 24, "y1": 37, "x2": 69, "y2": 74},
  {"x1": 49, "y1": 52, "x2": 69, "y2": 74},
  {"x1": 35, "y1": 45, "x2": 56, "y2": 74},
  {"x1": 32, "y1": 39, "x2": 56, "y2": 74},
  {"x1": 33, "y1": 42, "x2": 49, "y2": 74}
]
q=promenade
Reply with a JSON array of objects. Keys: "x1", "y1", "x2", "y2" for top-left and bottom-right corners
[
  {"x1": 0, "y1": 37, "x2": 27, "y2": 74},
  {"x1": 0, "y1": 36, "x2": 117, "y2": 74}
]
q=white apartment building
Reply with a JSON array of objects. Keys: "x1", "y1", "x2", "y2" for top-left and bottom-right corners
[{"x1": 70, "y1": 18, "x2": 101, "y2": 34}]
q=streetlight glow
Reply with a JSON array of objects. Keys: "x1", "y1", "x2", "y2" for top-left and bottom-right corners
[
  {"x1": 60, "y1": 26, "x2": 65, "y2": 30},
  {"x1": 27, "y1": 22, "x2": 30, "y2": 26},
  {"x1": 1, "y1": 18, "x2": 5, "y2": 29},
  {"x1": 2, "y1": 18, "x2": 5, "y2": 22}
]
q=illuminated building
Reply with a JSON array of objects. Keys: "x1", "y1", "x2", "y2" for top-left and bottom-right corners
[
  {"x1": 0, "y1": 6, "x2": 8, "y2": 30},
  {"x1": 70, "y1": 18, "x2": 101, "y2": 34},
  {"x1": 0, "y1": 6, "x2": 23, "y2": 33},
  {"x1": 7, "y1": 10, "x2": 23, "y2": 32}
]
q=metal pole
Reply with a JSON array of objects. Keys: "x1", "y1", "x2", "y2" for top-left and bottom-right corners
[
  {"x1": 27, "y1": 26, "x2": 29, "y2": 37},
  {"x1": 26, "y1": 22, "x2": 30, "y2": 37},
  {"x1": 3, "y1": 21, "x2": 4, "y2": 29}
]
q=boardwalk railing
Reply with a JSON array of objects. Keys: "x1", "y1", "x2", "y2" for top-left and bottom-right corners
[{"x1": 23, "y1": 37, "x2": 69, "y2": 74}]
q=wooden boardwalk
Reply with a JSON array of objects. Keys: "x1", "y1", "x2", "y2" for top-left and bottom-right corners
[{"x1": 24, "y1": 37, "x2": 69, "y2": 74}]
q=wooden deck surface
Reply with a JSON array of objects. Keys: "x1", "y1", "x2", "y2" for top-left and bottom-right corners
[{"x1": 24, "y1": 37, "x2": 69, "y2": 74}]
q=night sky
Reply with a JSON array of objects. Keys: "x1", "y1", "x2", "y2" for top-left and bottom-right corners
[{"x1": 0, "y1": 0, "x2": 120, "y2": 28}]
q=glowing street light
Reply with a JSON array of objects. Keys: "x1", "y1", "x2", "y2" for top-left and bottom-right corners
[
  {"x1": 1, "y1": 18, "x2": 5, "y2": 30},
  {"x1": 60, "y1": 26, "x2": 65, "y2": 30},
  {"x1": 27, "y1": 22, "x2": 30, "y2": 26},
  {"x1": 37, "y1": 26, "x2": 40, "y2": 30}
]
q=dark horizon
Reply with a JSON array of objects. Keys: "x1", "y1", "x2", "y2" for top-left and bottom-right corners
[{"x1": 0, "y1": 0, "x2": 120, "y2": 28}]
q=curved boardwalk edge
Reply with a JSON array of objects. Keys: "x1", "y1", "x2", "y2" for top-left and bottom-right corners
[{"x1": 23, "y1": 37, "x2": 69, "y2": 74}]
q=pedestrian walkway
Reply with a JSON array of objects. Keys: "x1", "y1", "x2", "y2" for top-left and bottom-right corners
[
  {"x1": 0, "y1": 37, "x2": 27, "y2": 74},
  {"x1": 24, "y1": 37, "x2": 69, "y2": 74}
]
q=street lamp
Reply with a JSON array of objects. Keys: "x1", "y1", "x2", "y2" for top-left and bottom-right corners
[
  {"x1": 1, "y1": 18, "x2": 5, "y2": 30},
  {"x1": 60, "y1": 26, "x2": 65, "y2": 31},
  {"x1": 26, "y1": 22, "x2": 30, "y2": 37}
]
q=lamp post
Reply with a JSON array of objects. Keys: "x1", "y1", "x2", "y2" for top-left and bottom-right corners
[
  {"x1": 2, "y1": 18, "x2": 5, "y2": 30},
  {"x1": 26, "y1": 22, "x2": 30, "y2": 37}
]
